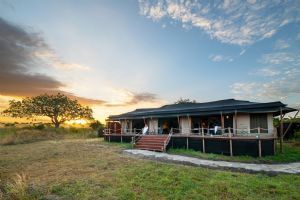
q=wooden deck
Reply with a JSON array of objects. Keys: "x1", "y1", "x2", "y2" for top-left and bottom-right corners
[{"x1": 104, "y1": 133, "x2": 276, "y2": 157}]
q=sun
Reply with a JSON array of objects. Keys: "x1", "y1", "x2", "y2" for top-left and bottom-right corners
[{"x1": 65, "y1": 119, "x2": 88, "y2": 125}]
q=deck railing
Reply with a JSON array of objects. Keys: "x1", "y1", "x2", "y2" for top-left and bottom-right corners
[
  {"x1": 104, "y1": 127, "x2": 276, "y2": 138},
  {"x1": 163, "y1": 128, "x2": 173, "y2": 152}
]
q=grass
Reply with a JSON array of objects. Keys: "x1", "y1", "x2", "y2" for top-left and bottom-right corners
[
  {"x1": 0, "y1": 136, "x2": 299, "y2": 199},
  {"x1": 168, "y1": 141, "x2": 300, "y2": 164},
  {"x1": 0, "y1": 127, "x2": 97, "y2": 145}
]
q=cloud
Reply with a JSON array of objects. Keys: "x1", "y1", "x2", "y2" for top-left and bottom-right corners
[
  {"x1": 260, "y1": 52, "x2": 300, "y2": 65},
  {"x1": 139, "y1": 0, "x2": 300, "y2": 46},
  {"x1": 209, "y1": 54, "x2": 233, "y2": 62},
  {"x1": 104, "y1": 89, "x2": 160, "y2": 107},
  {"x1": 274, "y1": 39, "x2": 290, "y2": 50},
  {"x1": 0, "y1": 17, "x2": 102, "y2": 106},
  {"x1": 296, "y1": 33, "x2": 300, "y2": 40},
  {"x1": 250, "y1": 68, "x2": 280, "y2": 77},
  {"x1": 239, "y1": 49, "x2": 246, "y2": 56},
  {"x1": 231, "y1": 52, "x2": 300, "y2": 100},
  {"x1": 33, "y1": 51, "x2": 91, "y2": 71}
]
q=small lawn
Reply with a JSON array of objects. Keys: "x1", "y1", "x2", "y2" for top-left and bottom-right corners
[
  {"x1": 0, "y1": 136, "x2": 299, "y2": 199},
  {"x1": 168, "y1": 141, "x2": 300, "y2": 164}
]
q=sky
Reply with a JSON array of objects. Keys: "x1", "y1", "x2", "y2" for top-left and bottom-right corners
[{"x1": 0, "y1": 0, "x2": 300, "y2": 122}]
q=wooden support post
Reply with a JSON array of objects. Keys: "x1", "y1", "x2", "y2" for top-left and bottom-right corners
[
  {"x1": 121, "y1": 135, "x2": 123, "y2": 143},
  {"x1": 186, "y1": 137, "x2": 189, "y2": 149},
  {"x1": 229, "y1": 139, "x2": 233, "y2": 157},
  {"x1": 234, "y1": 110, "x2": 237, "y2": 135},
  {"x1": 202, "y1": 137, "x2": 205, "y2": 153},
  {"x1": 280, "y1": 107, "x2": 284, "y2": 153},
  {"x1": 131, "y1": 136, "x2": 134, "y2": 148},
  {"x1": 283, "y1": 110, "x2": 299, "y2": 138},
  {"x1": 258, "y1": 139, "x2": 262, "y2": 157},
  {"x1": 108, "y1": 135, "x2": 110, "y2": 143},
  {"x1": 221, "y1": 111, "x2": 224, "y2": 134},
  {"x1": 273, "y1": 138, "x2": 276, "y2": 155},
  {"x1": 229, "y1": 131, "x2": 233, "y2": 156}
]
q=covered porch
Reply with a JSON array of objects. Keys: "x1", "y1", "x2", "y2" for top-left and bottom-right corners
[{"x1": 105, "y1": 111, "x2": 277, "y2": 137}]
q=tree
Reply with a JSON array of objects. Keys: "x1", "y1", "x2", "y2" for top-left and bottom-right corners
[
  {"x1": 89, "y1": 120, "x2": 105, "y2": 137},
  {"x1": 2, "y1": 93, "x2": 93, "y2": 128},
  {"x1": 174, "y1": 97, "x2": 197, "y2": 104}
]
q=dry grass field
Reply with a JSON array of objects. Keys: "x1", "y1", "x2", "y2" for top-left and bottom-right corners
[{"x1": 0, "y1": 133, "x2": 299, "y2": 200}]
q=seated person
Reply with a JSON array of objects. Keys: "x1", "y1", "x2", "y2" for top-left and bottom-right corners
[{"x1": 142, "y1": 124, "x2": 149, "y2": 135}]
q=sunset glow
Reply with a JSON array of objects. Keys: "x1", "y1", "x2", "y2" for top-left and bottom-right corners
[{"x1": 0, "y1": 1, "x2": 299, "y2": 123}]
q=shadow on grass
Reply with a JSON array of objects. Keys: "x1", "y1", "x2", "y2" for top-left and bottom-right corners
[{"x1": 167, "y1": 141, "x2": 300, "y2": 164}]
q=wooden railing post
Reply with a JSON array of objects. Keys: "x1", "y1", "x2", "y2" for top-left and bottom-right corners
[
  {"x1": 258, "y1": 139, "x2": 262, "y2": 158},
  {"x1": 229, "y1": 128, "x2": 233, "y2": 156},
  {"x1": 186, "y1": 137, "x2": 189, "y2": 150},
  {"x1": 202, "y1": 129, "x2": 205, "y2": 153}
]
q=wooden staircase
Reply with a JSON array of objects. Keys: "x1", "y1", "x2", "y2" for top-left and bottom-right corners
[{"x1": 134, "y1": 135, "x2": 170, "y2": 152}]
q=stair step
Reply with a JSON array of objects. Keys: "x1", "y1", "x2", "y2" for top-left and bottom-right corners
[
  {"x1": 137, "y1": 139, "x2": 166, "y2": 143},
  {"x1": 134, "y1": 135, "x2": 170, "y2": 152},
  {"x1": 135, "y1": 147, "x2": 164, "y2": 152},
  {"x1": 135, "y1": 144, "x2": 164, "y2": 148},
  {"x1": 138, "y1": 138, "x2": 167, "y2": 141},
  {"x1": 136, "y1": 141, "x2": 165, "y2": 145}
]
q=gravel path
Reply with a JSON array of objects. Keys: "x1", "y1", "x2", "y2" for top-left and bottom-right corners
[{"x1": 124, "y1": 149, "x2": 300, "y2": 174}]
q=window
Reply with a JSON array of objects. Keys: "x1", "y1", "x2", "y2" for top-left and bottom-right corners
[{"x1": 250, "y1": 114, "x2": 268, "y2": 133}]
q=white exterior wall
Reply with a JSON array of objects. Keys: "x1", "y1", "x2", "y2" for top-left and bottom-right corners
[
  {"x1": 233, "y1": 113, "x2": 274, "y2": 134},
  {"x1": 267, "y1": 113, "x2": 274, "y2": 134},
  {"x1": 121, "y1": 120, "x2": 126, "y2": 134},
  {"x1": 180, "y1": 117, "x2": 191, "y2": 134},
  {"x1": 148, "y1": 119, "x2": 158, "y2": 134},
  {"x1": 120, "y1": 120, "x2": 132, "y2": 133},
  {"x1": 234, "y1": 114, "x2": 250, "y2": 134}
]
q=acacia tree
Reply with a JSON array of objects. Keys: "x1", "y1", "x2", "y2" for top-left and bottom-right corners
[
  {"x1": 3, "y1": 93, "x2": 93, "y2": 128},
  {"x1": 174, "y1": 97, "x2": 197, "y2": 104}
]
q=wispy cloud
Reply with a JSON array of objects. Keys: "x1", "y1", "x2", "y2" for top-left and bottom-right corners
[
  {"x1": 274, "y1": 39, "x2": 290, "y2": 50},
  {"x1": 103, "y1": 88, "x2": 160, "y2": 107},
  {"x1": 231, "y1": 52, "x2": 300, "y2": 100},
  {"x1": 239, "y1": 49, "x2": 246, "y2": 56},
  {"x1": 34, "y1": 51, "x2": 91, "y2": 71},
  {"x1": 260, "y1": 52, "x2": 300, "y2": 65},
  {"x1": 139, "y1": 0, "x2": 300, "y2": 46},
  {"x1": 209, "y1": 54, "x2": 233, "y2": 62},
  {"x1": 250, "y1": 68, "x2": 280, "y2": 77},
  {"x1": 0, "y1": 17, "x2": 100, "y2": 105}
]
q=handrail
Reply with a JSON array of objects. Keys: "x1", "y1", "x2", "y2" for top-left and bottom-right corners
[
  {"x1": 163, "y1": 128, "x2": 173, "y2": 152},
  {"x1": 131, "y1": 131, "x2": 143, "y2": 148},
  {"x1": 105, "y1": 127, "x2": 275, "y2": 138}
]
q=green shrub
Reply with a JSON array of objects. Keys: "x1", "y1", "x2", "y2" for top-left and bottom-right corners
[
  {"x1": 33, "y1": 124, "x2": 45, "y2": 130},
  {"x1": 294, "y1": 131, "x2": 300, "y2": 140},
  {"x1": 4, "y1": 123, "x2": 15, "y2": 127},
  {"x1": 89, "y1": 120, "x2": 105, "y2": 137},
  {"x1": 1, "y1": 173, "x2": 42, "y2": 200}
]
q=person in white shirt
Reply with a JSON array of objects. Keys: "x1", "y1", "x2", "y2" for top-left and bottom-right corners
[{"x1": 142, "y1": 124, "x2": 148, "y2": 135}]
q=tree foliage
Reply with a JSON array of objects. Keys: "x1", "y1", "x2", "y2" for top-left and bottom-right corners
[
  {"x1": 89, "y1": 120, "x2": 104, "y2": 131},
  {"x1": 89, "y1": 120, "x2": 105, "y2": 137},
  {"x1": 174, "y1": 97, "x2": 197, "y2": 104},
  {"x1": 3, "y1": 93, "x2": 93, "y2": 128}
]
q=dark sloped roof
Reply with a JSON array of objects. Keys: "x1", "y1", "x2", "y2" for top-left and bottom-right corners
[{"x1": 108, "y1": 99, "x2": 296, "y2": 120}]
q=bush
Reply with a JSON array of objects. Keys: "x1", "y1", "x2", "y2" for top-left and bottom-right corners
[
  {"x1": 4, "y1": 123, "x2": 15, "y2": 127},
  {"x1": 0, "y1": 173, "x2": 42, "y2": 200},
  {"x1": 294, "y1": 131, "x2": 300, "y2": 140},
  {"x1": 33, "y1": 124, "x2": 45, "y2": 130},
  {"x1": 89, "y1": 120, "x2": 105, "y2": 137},
  {"x1": 0, "y1": 129, "x2": 57, "y2": 145},
  {"x1": 97, "y1": 128, "x2": 104, "y2": 137},
  {"x1": 0, "y1": 127, "x2": 98, "y2": 145}
]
